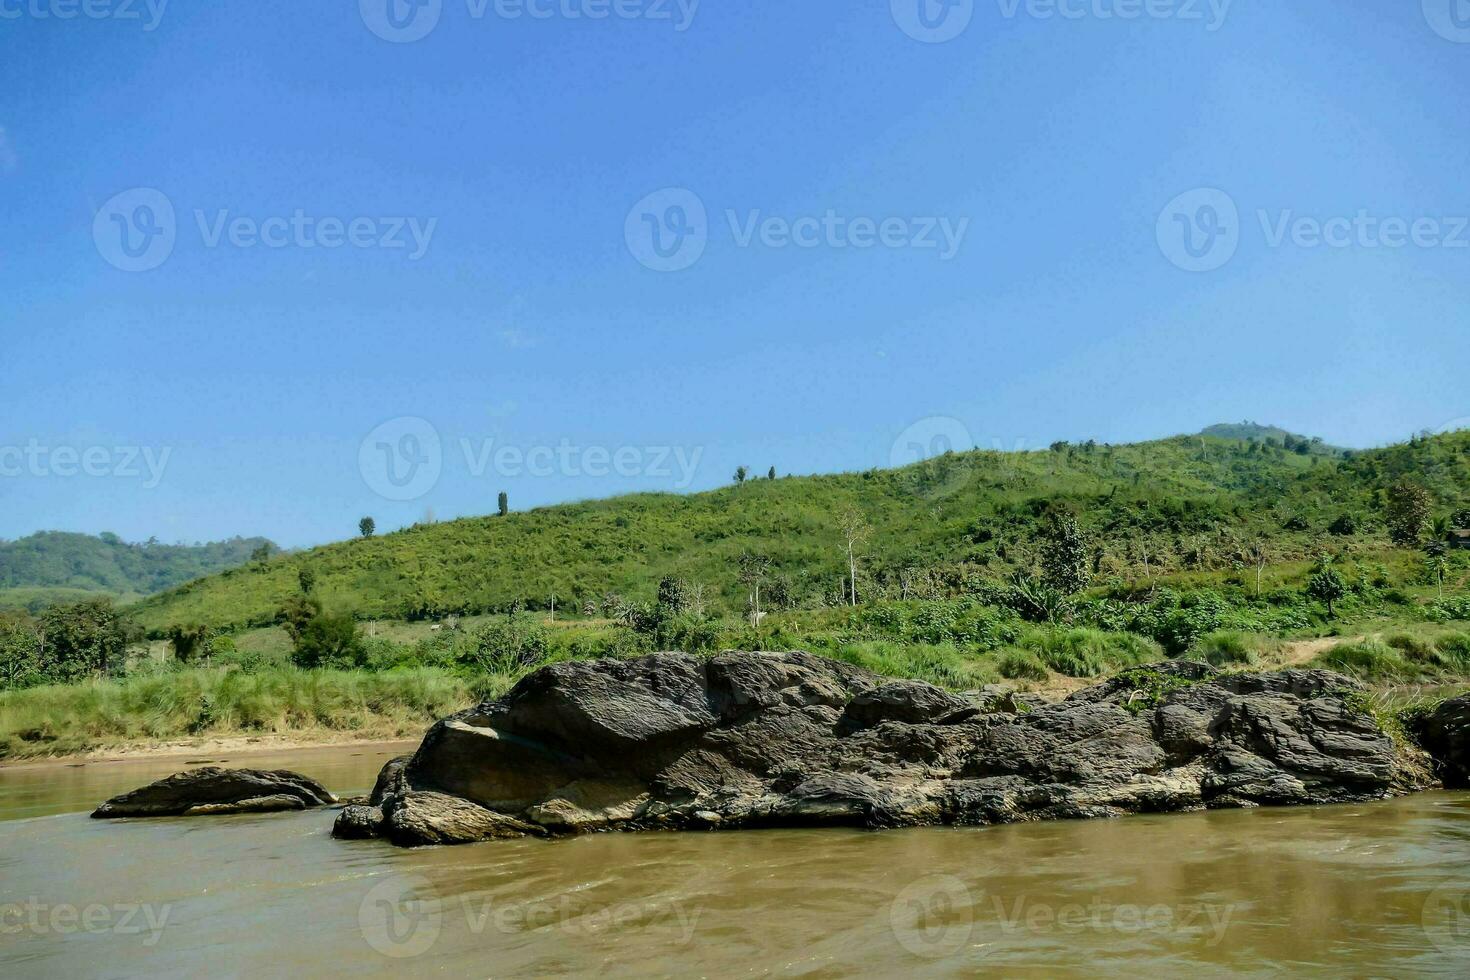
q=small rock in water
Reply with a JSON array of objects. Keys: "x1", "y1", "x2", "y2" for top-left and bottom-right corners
[{"x1": 91, "y1": 767, "x2": 337, "y2": 818}]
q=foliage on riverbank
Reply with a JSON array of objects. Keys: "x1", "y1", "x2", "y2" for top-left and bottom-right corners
[{"x1": 0, "y1": 666, "x2": 492, "y2": 761}]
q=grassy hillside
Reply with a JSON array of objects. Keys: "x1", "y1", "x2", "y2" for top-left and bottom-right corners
[
  {"x1": 128, "y1": 429, "x2": 1470, "y2": 634},
  {"x1": 0, "y1": 532, "x2": 275, "y2": 612}
]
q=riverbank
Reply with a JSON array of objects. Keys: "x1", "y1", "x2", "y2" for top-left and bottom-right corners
[
  {"x1": 0, "y1": 733, "x2": 422, "y2": 770},
  {"x1": 0, "y1": 666, "x2": 494, "y2": 763}
]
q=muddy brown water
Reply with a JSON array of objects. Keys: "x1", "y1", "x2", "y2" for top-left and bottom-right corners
[{"x1": 2, "y1": 745, "x2": 1469, "y2": 977}]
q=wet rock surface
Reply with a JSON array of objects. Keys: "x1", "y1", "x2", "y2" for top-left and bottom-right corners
[
  {"x1": 1415, "y1": 693, "x2": 1470, "y2": 788},
  {"x1": 337, "y1": 651, "x2": 1427, "y2": 847},
  {"x1": 93, "y1": 767, "x2": 337, "y2": 818}
]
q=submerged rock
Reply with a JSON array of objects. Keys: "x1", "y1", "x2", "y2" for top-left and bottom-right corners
[
  {"x1": 92, "y1": 767, "x2": 337, "y2": 818},
  {"x1": 341, "y1": 651, "x2": 1426, "y2": 847}
]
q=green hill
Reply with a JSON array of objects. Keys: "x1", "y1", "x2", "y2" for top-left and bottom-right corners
[
  {"x1": 127, "y1": 428, "x2": 1470, "y2": 634},
  {"x1": 1195, "y1": 421, "x2": 1342, "y2": 455},
  {"x1": 0, "y1": 532, "x2": 276, "y2": 613}
]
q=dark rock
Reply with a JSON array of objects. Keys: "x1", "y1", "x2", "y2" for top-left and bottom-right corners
[
  {"x1": 92, "y1": 767, "x2": 336, "y2": 818},
  {"x1": 332, "y1": 804, "x2": 386, "y2": 839},
  {"x1": 344, "y1": 652, "x2": 1424, "y2": 847},
  {"x1": 1416, "y1": 693, "x2": 1470, "y2": 788}
]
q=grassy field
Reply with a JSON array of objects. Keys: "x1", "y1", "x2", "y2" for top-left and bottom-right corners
[{"x1": 0, "y1": 666, "x2": 498, "y2": 761}]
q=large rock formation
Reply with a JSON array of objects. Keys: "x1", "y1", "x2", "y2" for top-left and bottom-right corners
[
  {"x1": 335, "y1": 652, "x2": 1428, "y2": 847},
  {"x1": 1414, "y1": 693, "x2": 1470, "y2": 788},
  {"x1": 93, "y1": 767, "x2": 337, "y2": 818}
]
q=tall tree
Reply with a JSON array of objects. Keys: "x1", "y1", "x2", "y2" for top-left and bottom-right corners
[
  {"x1": 1306, "y1": 556, "x2": 1347, "y2": 618},
  {"x1": 498, "y1": 492, "x2": 510, "y2": 517},
  {"x1": 1039, "y1": 514, "x2": 1090, "y2": 595},
  {"x1": 837, "y1": 508, "x2": 871, "y2": 606},
  {"x1": 734, "y1": 466, "x2": 748, "y2": 485},
  {"x1": 1386, "y1": 480, "x2": 1433, "y2": 547},
  {"x1": 358, "y1": 516, "x2": 375, "y2": 539},
  {"x1": 767, "y1": 466, "x2": 776, "y2": 480},
  {"x1": 736, "y1": 553, "x2": 771, "y2": 624},
  {"x1": 37, "y1": 598, "x2": 131, "y2": 680}
]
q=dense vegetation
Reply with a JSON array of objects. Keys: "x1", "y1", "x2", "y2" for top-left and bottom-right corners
[
  {"x1": 2, "y1": 424, "x2": 1468, "y2": 760},
  {"x1": 129, "y1": 426, "x2": 1470, "y2": 633},
  {"x1": 0, "y1": 532, "x2": 275, "y2": 611}
]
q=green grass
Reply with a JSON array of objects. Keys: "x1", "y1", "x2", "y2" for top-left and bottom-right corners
[
  {"x1": 0, "y1": 666, "x2": 489, "y2": 760},
  {"x1": 1016, "y1": 628, "x2": 1163, "y2": 677},
  {"x1": 815, "y1": 641, "x2": 1002, "y2": 690},
  {"x1": 1309, "y1": 631, "x2": 1470, "y2": 682},
  {"x1": 1187, "y1": 630, "x2": 1282, "y2": 667}
]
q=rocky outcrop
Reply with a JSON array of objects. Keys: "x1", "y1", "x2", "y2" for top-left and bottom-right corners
[
  {"x1": 92, "y1": 767, "x2": 337, "y2": 818},
  {"x1": 1415, "y1": 693, "x2": 1470, "y2": 788},
  {"x1": 337, "y1": 651, "x2": 1426, "y2": 847}
]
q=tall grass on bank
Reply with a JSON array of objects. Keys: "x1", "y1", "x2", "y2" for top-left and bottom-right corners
[
  {"x1": 1310, "y1": 632, "x2": 1470, "y2": 682},
  {"x1": 0, "y1": 666, "x2": 493, "y2": 760}
]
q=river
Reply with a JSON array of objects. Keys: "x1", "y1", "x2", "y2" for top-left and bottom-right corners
[{"x1": 2, "y1": 745, "x2": 1469, "y2": 977}]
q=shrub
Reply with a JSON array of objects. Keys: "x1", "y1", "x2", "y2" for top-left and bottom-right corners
[
  {"x1": 1189, "y1": 630, "x2": 1259, "y2": 667},
  {"x1": 454, "y1": 615, "x2": 550, "y2": 674},
  {"x1": 1020, "y1": 628, "x2": 1162, "y2": 678},
  {"x1": 289, "y1": 611, "x2": 367, "y2": 669},
  {"x1": 997, "y1": 650, "x2": 1049, "y2": 682},
  {"x1": 1311, "y1": 639, "x2": 1411, "y2": 680}
]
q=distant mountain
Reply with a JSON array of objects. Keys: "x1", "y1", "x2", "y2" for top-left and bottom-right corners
[
  {"x1": 0, "y1": 532, "x2": 276, "y2": 611},
  {"x1": 1196, "y1": 422, "x2": 1343, "y2": 455}
]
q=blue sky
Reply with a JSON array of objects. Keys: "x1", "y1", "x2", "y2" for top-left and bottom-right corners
[{"x1": 2, "y1": 1, "x2": 1469, "y2": 548}]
